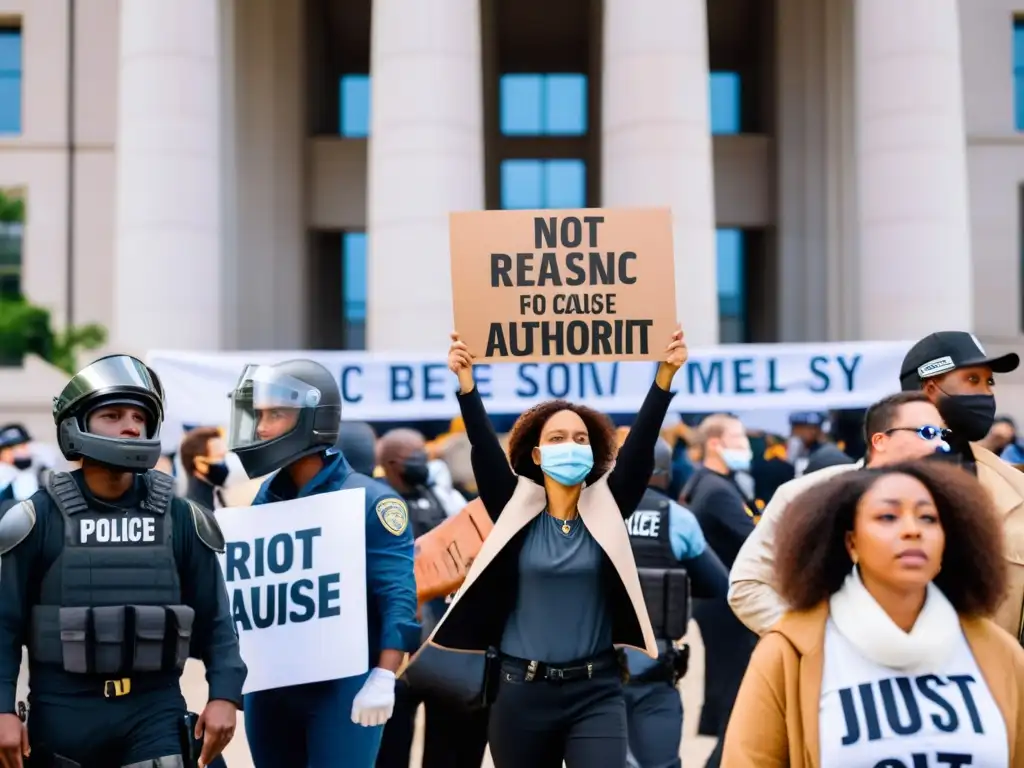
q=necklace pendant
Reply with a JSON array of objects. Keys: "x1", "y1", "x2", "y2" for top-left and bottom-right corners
[{"x1": 562, "y1": 523, "x2": 571, "y2": 534}]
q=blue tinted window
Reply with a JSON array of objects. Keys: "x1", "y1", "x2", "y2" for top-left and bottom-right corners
[
  {"x1": 710, "y1": 71, "x2": 741, "y2": 135},
  {"x1": 1014, "y1": 22, "x2": 1024, "y2": 130},
  {"x1": 500, "y1": 159, "x2": 586, "y2": 209},
  {"x1": 716, "y1": 229, "x2": 746, "y2": 343},
  {"x1": 500, "y1": 73, "x2": 587, "y2": 136},
  {"x1": 342, "y1": 232, "x2": 367, "y2": 350},
  {"x1": 0, "y1": 30, "x2": 22, "y2": 135},
  {"x1": 339, "y1": 75, "x2": 370, "y2": 138}
]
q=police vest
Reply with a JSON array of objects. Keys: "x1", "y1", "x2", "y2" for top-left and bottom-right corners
[
  {"x1": 408, "y1": 486, "x2": 448, "y2": 539},
  {"x1": 28, "y1": 471, "x2": 195, "y2": 678},
  {"x1": 625, "y1": 488, "x2": 677, "y2": 569}
]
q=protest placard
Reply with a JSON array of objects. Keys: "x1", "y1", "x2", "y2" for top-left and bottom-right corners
[
  {"x1": 449, "y1": 207, "x2": 677, "y2": 363},
  {"x1": 216, "y1": 488, "x2": 368, "y2": 694}
]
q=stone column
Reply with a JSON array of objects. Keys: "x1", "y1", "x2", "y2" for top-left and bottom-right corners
[
  {"x1": 113, "y1": 0, "x2": 222, "y2": 353},
  {"x1": 367, "y1": 0, "x2": 485, "y2": 351},
  {"x1": 602, "y1": 0, "x2": 719, "y2": 345},
  {"x1": 855, "y1": 0, "x2": 972, "y2": 339}
]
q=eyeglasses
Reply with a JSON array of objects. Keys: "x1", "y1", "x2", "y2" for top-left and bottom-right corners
[{"x1": 884, "y1": 425, "x2": 951, "y2": 442}]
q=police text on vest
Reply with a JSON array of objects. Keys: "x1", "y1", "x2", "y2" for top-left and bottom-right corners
[
  {"x1": 80, "y1": 516, "x2": 157, "y2": 544},
  {"x1": 626, "y1": 510, "x2": 661, "y2": 538}
]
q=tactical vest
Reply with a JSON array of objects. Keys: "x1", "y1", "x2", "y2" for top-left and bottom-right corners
[
  {"x1": 625, "y1": 488, "x2": 677, "y2": 569},
  {"x1": 28, "y1": 471, "x2": 195, "y2": 677},
  {"x1": 408, "y1": 486, "x2": 448, "y2": 539}
]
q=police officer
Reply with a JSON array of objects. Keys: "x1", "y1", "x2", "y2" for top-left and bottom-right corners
[
  {"x1": 622, "y1": 438, "x2": 729, "y2": 768},
  {"x1": 226, "y1": 360, "x2": 420, "y2": 768},
  {"x1": 0, "y1": 354, "x2": 246, "y2": 768},
  {"x1": 0, "y1": 424, "x2": 45, "y2": 505},
  {"x1": 374, "y1": 428, "x2": 487, "y2": 768}
]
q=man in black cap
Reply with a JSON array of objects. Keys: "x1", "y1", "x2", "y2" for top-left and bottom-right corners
[
  {"x1": 0, "y1": 424, "x2": 40, "y2": 504},
  {"x1": 899, "y1": 330, "x2": 1024, "y2": 637},
  {"x1": 786, "y1": 412, "x2": 852, "y2": 477}
]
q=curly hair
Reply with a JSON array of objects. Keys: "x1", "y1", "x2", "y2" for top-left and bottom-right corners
[
  {"x1": 506, "y1": 400, "x2": 618, "y2": 486},
  {"x1": 774, "y1": 460, "x2": 1007, "y2": 617}
]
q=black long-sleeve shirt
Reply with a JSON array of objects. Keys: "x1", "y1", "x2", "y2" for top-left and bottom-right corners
[
  {"x1": 0, "y1": 472, "x2": 247, "y2": 713},
  {"x1": 457, "y1": 381, "x2": 676, "y2": 520}
]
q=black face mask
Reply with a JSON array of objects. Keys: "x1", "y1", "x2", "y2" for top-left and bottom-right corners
[
  {"x1": 203, "y1": 462, "x2": 230, "y2": 487},
  {"x1": 12, "y1": 457, "x2": 32, "y2": 471},
  {"x1": 400, "y1": 452, "x2": 430, "y2": 488},
  {"x1": 937, "y1": 393, "x2": 996, "y2": 444}
]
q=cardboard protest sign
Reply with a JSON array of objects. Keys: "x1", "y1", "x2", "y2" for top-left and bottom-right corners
[
  {"x1": 216, "y1": 488, "x2": 369, "y2": 693},
  {"x1": 449, "y1": 207, "x2": 676, "y2": 363}
]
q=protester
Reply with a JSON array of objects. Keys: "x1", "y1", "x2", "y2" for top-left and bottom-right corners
[
  {"x1": 226, "y1": 360, "x2": 419, "y2": 768},
  {"x1": 729, "y1": 391, "x2": 949, "y2": 635},
  {"x1": 418, "y1": 327, "x2": 686, "y2": 767},
  {"x1": 898, "y1": 331, "x2": 1024, "y2": 637},
  {"x1": 722, "y1": 461, "x2": 1024, "y2": 766},
  {"x1": 0, "y1": 423, "x2": 44, "y2": 503},
  {"x1": 623, "y1": 436, "x2": 728, "y2": 768},
  {"x1": 0, "y1": 355, "x2": 244, "y2": 767},
  {"x1": 679, "y1": 414, "x2": 758, "y2": 768},
  {"x1": 178, "y1": 425, "x2": 232, "y2": 510}
]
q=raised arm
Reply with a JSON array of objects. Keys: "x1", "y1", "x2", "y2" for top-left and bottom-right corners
[
  {"x1": 449, "y1": 333, "x2": 518, "y2": 519},
  {"x1": 608, "y1": 326, "x2": 686, "y2": 516}
]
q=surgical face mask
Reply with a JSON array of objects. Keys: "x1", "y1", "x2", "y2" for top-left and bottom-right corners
[
  {"x1": 539, "y1": 444, "x2": 594, "y2": 487},
  {"x1": 720, "y1": 446, "x2": 752, "y2": 473},
  {"x1": 203, "y1": 461, "x2": 230, "y2": 487},
  {"x1": 400, "y1": 451, "x2": 431, "y2": 487},
  {"x1": 937, "y1": 393, "x2": 996, "y2": 444},
  {"x1": 12, "y1": 456, "x2": 32, "y2": 471}
]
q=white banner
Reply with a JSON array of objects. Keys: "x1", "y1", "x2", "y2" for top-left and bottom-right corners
[
  {"x1": 216, "y1": 489, "x2": 369, "y2": 694},
  {"x1": 148, "y1": 341, "x2": 913, "y2": 449}
]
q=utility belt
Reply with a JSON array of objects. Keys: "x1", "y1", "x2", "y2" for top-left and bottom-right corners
[
  {"x1": 499, "y1": 649, "x2": 621, "y2": 684},
  {"x1": 627, "y1": 645, "x2": 690, "y2": 686},
  {"x1": 29, "y1": 604, "x2": 195, "y2": 677},
  {"x1": 19, "y1": 703, "x2": 200, "y2": 768}
]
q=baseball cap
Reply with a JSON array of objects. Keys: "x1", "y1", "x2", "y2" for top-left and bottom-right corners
[
  {"x1": 899, "y1": 331, "x2": 1020, "y2": 390},
  {"x1": 789, "y1": 412, "x2": 827, "y2": 428},
  {"x1": 0, "y1": 424, "x2": 30, "y2": 450}
]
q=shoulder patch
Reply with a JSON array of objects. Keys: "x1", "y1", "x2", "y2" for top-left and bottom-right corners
[
  {"x1": 375, "y1": 497, "x2": 409, "y2": 536},
  {"x1": 0, "y1": 500, "x2": 36, "y2": 556}
]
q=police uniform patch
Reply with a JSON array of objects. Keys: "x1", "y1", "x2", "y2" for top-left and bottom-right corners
[{"x1": 376, "y1": 498, "x2": 409, "y2": 536}]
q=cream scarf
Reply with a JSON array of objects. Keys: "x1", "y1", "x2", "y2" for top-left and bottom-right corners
[{"x1": 829, "y1": 567, "x2": 961, "y2": 671}]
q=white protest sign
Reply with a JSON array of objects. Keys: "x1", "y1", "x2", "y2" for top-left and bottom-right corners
[{"x1": 216, "y1": 488, "x2": 368, "y2": 694}]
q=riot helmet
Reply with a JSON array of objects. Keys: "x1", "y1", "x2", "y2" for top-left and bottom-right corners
[
  {"x1": 53, "y1": 354, "x2": 165, "y2": 472},
  {"x1": 227, "y1": 359, "x2": 341, "y2": 478}
]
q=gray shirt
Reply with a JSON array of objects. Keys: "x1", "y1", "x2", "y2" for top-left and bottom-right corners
[{"x1": 500, "y1": 511, "x2": 613, "y2": 664}]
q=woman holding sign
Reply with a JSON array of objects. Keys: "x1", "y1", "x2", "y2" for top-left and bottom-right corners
[{"x1": 422, "y1": 326, "x2": 686, "y2": 767}]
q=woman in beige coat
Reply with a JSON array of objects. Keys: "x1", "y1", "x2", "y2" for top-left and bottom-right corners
[
  {"x1": 423, "y1": 327, "x2": 686, "y2": 768},
  {"x1": 722, "y1": 461, "x2": 1024, "y2": 767}
]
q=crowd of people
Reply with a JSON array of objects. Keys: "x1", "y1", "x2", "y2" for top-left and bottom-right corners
[{"x1": 0, "y1": 327, "x2": 1023, "y2": 767}]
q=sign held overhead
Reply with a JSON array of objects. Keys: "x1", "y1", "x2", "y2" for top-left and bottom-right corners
[{"x1": 450, "y1": 207, "x2": 677, "y2": 363}]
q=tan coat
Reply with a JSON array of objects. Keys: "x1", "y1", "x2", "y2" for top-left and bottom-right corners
[
  {"x1": 721, "y1": 602, "x2": 1024, "y2": 767},
  {"x1": 728, "y1": 447, "x2": 1024, "y2": 639},
  {"x1": 422, "y1": 473, "x2": 659, "y2": 658}
]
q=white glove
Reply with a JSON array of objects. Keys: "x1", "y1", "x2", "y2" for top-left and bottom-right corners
[{"x1": 351, "y1": 667, "x2": 396, "y2": 727}]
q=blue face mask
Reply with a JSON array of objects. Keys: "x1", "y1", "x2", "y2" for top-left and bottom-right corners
[{"x1": 538, "y1": 444, "x2": 594, "y2": 487}]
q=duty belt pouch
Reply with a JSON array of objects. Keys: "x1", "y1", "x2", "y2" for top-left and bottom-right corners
[
  {"x1": 57, "y1": 607, "x2": 92, "y2": 674},
  {"x1": 166, "y1": 605, "x2": 196, "y2": 670},
  {"x1": 91, "y1": 606, "x2": 128, "y2": 675},
  {"x1": 662, "y1": 570, "x2": 691, "y2": 640},
  {"x1": 132, "y1": 605, "x2": 170, "y2": 672}
]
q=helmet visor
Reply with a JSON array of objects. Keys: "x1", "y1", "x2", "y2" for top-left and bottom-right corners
[
  {"x1": 227, "y1": 364, "x2": 323, "y2": 450},
  {"x1": 54, "y1": 356, "x2": 163, "y2": 423}
]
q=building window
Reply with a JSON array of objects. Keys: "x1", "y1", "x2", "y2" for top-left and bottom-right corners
[
  {"x1": 342, "y1": 232, "x2": 367, "y2": 350},
  {"x1": 500, "y1": 159, "x2": 586, "y2": 209},
  {"x1": 500, "y1": 74, "x2": 588, "y2": 136},
  {"x1": 1015, "y1": 21, "x2": 1024, "y2": 131},
  {"x1": 0, "y1": 190, "x2": 23, "y2": 300},
  {"x1": 717, "y1": 229, "x2": 747, "y2": 343},
  {"x1": 0, "y1": 28, "x2": 21, "y2": 135},
  {"x1": 339, "y1": 74, "x2": 370, "y2": 138},
  {"x1": 710, "y1": 71, "x2": 741, "y2": 135}
]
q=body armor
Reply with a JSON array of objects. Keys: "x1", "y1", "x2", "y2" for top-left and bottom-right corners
[
  {"x1": 408, "y1": 486, "x2": 448, "y2": 540},
  {"x1": 28, "y1": 471, "x2": 195, "y2": 677},
  {"x1": 626, "y1": 488, "x2": 678, "y2": 569}
]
